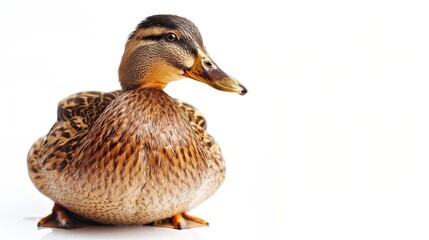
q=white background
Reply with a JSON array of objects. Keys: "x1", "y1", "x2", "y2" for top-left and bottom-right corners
[{"x1": 1, "y1": 0, "x2": 429, "y2": 239}]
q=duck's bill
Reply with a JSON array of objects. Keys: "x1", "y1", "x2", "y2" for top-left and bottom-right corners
[{"x1": 184, "y1": 50, "x2": 247, "y2": 95}]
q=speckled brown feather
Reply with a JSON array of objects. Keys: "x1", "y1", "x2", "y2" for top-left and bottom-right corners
[
  {"x1": 28, "y1": 91, "x2": 122, "y2": 193},
  {"x1": 27, "y1": 88, "x2": 225, "y2": 225}
]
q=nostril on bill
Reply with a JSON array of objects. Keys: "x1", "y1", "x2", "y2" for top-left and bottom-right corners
[{"x1": 203, "y1": 60, "x2": 214, "y2": 69}]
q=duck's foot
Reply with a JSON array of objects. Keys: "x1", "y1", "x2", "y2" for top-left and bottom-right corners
[
  {"x1": 37, "y1": 203, "x2": 94, "y2": 229},
  {"x1": 152, "y1": 212, "x2": 209, "y2": 230}
]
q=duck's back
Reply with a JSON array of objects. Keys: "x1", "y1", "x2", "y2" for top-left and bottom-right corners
[{"x1": 27, "y1": 88, "x2": 225, "y2": 225}]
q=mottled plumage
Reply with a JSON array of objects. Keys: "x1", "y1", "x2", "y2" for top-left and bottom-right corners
[
  {"x1": 28, "y1": 89, "x2": 224, "y2": 225},
  {"x1": 27, "y1": 14, "x2": 246, "y2": 229}
]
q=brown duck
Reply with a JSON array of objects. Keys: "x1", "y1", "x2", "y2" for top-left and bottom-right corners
[{"x1": 27, "y1": 14, "x2": 247, "y2": 230}]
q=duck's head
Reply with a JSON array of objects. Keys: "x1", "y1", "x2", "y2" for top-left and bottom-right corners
[{"x1": 119, "y1": 14, "x2": 247, "y2": 95}]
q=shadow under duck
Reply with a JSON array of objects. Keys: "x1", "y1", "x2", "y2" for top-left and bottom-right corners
[{"x1": 27, "y1": 14, "x2": 246, "y2": 230}]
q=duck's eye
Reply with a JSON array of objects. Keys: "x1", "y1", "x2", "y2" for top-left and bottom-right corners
[{"x1": 165, "y1": 33, "x2": 178, "y2": 42}]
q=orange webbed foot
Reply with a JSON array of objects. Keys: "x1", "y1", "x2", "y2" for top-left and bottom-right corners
[{"x1": 153, "y1": 212, "x2": 209, "y2": 230}]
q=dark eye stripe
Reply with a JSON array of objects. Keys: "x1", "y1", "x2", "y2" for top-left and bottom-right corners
[
  {"x1": 137, "y1": 34, "x2": 198, "y2": 58},
  {"x1": 139, "y1": 34, "x2": 164, "y2": 41}
]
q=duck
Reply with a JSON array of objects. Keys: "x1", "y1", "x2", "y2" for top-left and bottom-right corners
[{"x1": 27, "y1": 14, "x2": 247, "y2": 230}]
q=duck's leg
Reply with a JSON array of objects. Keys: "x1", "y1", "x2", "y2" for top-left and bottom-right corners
[
  {"x1": 153, "y1": 212, "x2": 209, "y2": 230},
  {"x1": 38, "y1": 203, "x2": 96, "y2": 229},
  {"x1": 38, "y1": 203, "x2": 73, "y2": 229}
]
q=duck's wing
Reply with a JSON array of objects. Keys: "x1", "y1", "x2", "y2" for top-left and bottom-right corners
[
  {"x1": 28, "y1": 90, "x2": 123, "y2": 189},
  {"x1": 174, "y1": 100, "x2": 225, "y2": 211},
  {"x1": 56, "y1": 91, "x2": 124, "y2": 124},
  {"x1": 175, "y1": 100, "x2": 223, "y2": 162}
]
